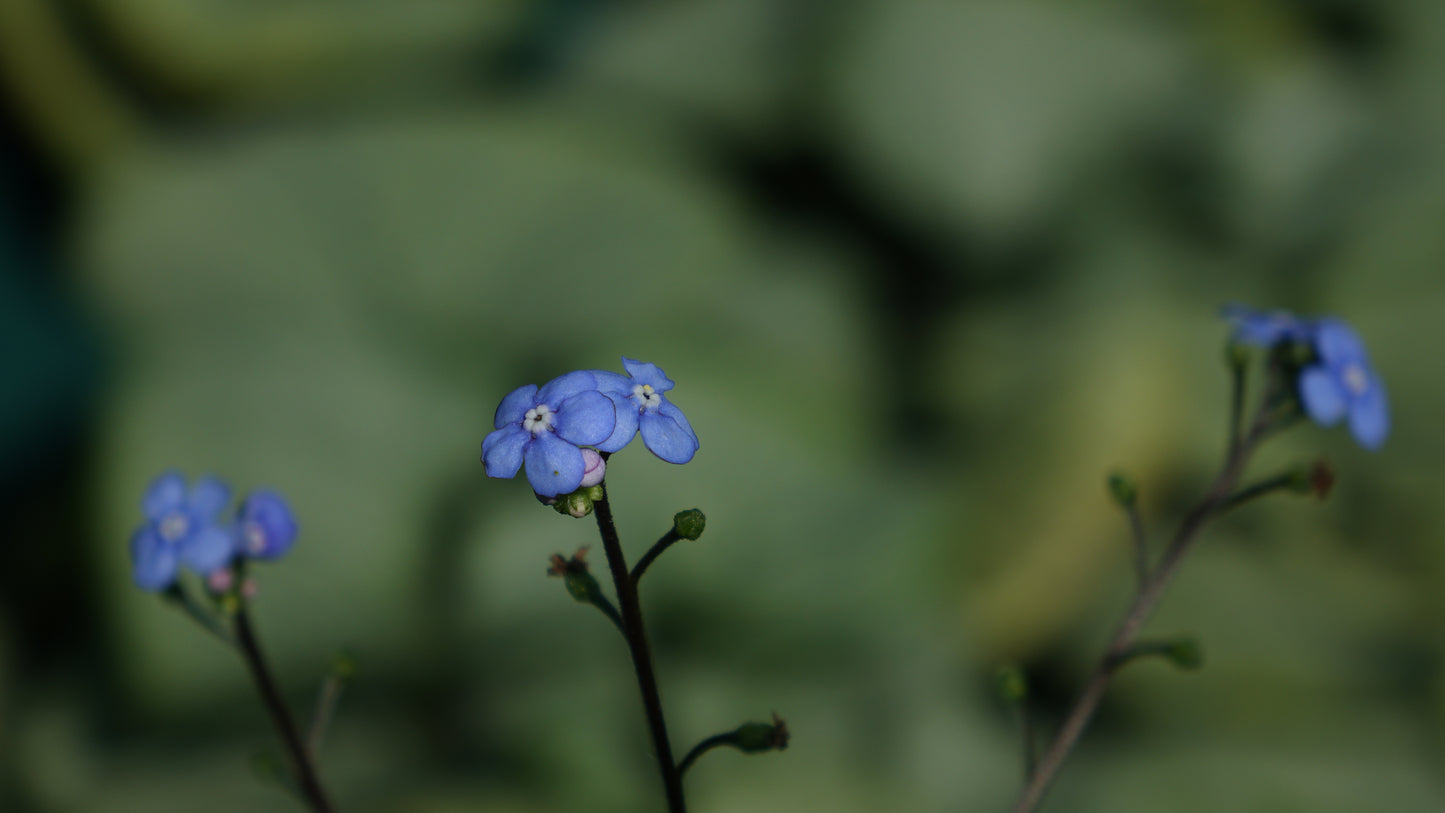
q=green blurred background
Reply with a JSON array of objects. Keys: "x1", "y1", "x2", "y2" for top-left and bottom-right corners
[{"x1": 1, "y1": 1, "x2": 1443, "y2": 811}]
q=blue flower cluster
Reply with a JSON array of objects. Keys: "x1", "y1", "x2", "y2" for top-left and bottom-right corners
[
  {"x1": 130, "y1": 471, "x2": 299, "y2": 591},
  {"x1": 1224, "y1": 305, "x2": 1390, "y2": 450},
  {"x1": 482, "y1": 357, "x2": 699, "y2": 497}
]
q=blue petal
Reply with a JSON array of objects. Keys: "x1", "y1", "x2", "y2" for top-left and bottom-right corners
[
  {"x1": 554, "y1": 390, "x2": 616, "y2": 446},
  {"x1": 495, "y1": 384, "x2": 539, "y2": 429},
  {"x1": 181, "y1": 524, "x2": 235, "y2": 575},
  {"x1": 537, "y1": 371, "x2": 598, "y2": 408},
  {"x1": 240, "y1": 490, "x2": 299, "y2": 559},
  {"x1": 658, "y1": 399, "x2": 698, "y2": 447},
  {"x1": 1313, "y1": 318, "x2": 1367, "y2": 367},
  {"x1": 639, "y1": 409, "x2": 699, "y2": 464},
  {"x1": 595, "y1": 392, "x2": 641, "y2": 452},
  {"x1": 482, "y1": 426, "x2": 529, "y2": 479},
  {"x1": 621, "y1": 357, "x2": 674, "y2": 393},
  {"x1": 1348, "y1": 381, "x2": 1390, "y2": 451},
  {"x1": 130, "y1": 526, "x2": 179, "y2": 591},
  {"x1": 189, "y1": 476, "x2": 232, "y2": 518},
  {"x1": 142, "y1": 471, "x2": 187, "y2": 519},
  {"x1": 524, "y1": 432, "x2": 585, "y2": 497},
  {"x1": 1299, "y1": 365, "x2": 1347, "y2": 426},
  {"x1": 589, "y1": 370, "x2": 634, "y2": 397}
]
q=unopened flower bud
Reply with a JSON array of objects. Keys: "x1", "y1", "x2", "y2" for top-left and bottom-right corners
[
  {"x1": 206, "y1": 567, "x2": 235, "y2": 594},
  {"x1": 994, "y1": 664, "x2": 1028, "y2": 703},
  {"x1": 1164, "y1": 638, "x2": 1203, "y2": 670},
  {"x1": 553, "y1": 488, "x2": 595, "y2": 518},
  {"x1": 673, "y1": 508, "x2": 706, "y2": 541},
  {"x1": 734, "y1": 713, "x2": 789, "y2": 753},
  {"x1": 579, "y1": 448, "x2": 606, "y2": 488},
  {"x1": 1106, "y1": 472, "x2": 1137, "y2": 509},
  {"x1": 548, "y1": 548, "x2": 603, "y2": 604},
  {"x1": 1288, "y1": 459, "x2": 1335, "y2": 500},
  {"x1": 330, "y1": 649, "x2": 360, "y2": 684}
]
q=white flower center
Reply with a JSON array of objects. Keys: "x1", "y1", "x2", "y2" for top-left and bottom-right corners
[
  {"x1": 523, "y1": 404, "x2": 555, "y2": 435},
  {"x1": 159, "y1": 512, "x2": 189, "y2": 542},
  {"x1": 631, "y1": 383, "x2": 661, "y2": 411},
  {"x1": 1342, "y1": 363, "x2": 1369, "y2": 397},
  {"x1": 244, "y1": 522, "x2": 268, "y2": 555}
]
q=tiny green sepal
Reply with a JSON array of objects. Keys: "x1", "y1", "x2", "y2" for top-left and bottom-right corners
[
  {"x1": 734, "y1": 713, "x2": 790, "y2": 753},
  {"x1": 673, "y1": 508, "x2": 706, "y2": 541},
  {"x1": 1106, "y1": 472, "x2": 1137, "y2": 509},
  {"x1": 995, "y1": 664, "x2": 1029, "y2": 703}
]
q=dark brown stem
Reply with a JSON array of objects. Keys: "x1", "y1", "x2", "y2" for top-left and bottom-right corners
[
  {"x1": 234, "y1": 606, "x2": 335, "y2": 813},
  {"x1": 678, "y1": 732, "x2": 739, "y2": 775},
  {"x1": 592, "y1": 483, "x2": 687, "y2": 813}
]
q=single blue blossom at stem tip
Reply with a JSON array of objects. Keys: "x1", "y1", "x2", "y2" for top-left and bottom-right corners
[
  {"x1": 481, "y1": 370, "x2": 618, "y2": 497},
  {"x1": 129, "y1": 471, "x2": 235, "y2": 591},
  {"x1": 237, "y1": 490, "x2": 299, "y2": 560},
  {"x1": 1298, "y1": 318, "x2": 1390, "y2": 451},
  {"x1": 591, "y1": 356, "x2": 700, "y2": 464}
]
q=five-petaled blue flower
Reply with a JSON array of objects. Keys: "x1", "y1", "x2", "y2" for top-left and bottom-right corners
[
  {"x1": 1222, "y1": 303, "x2": 1312, "y2": 346},
  {"x1": 1221, "y1": 305, "x2": 1389, "y2": 451},
  {"x1": 236, "y1": 490, "x2": 299, "y2": 560},
  {"x1": 130, "y1": 471, "x2": 236, "y2": 591},
  {"x1": 482, "y1": 371, "x2": 618, "y2": 497},
  {"x1": 1298, "y1": 318, "x2": 1389, "y2": 451},
  {"x1": 592, "y1": 357, "x2": 699, "y2": 464}
]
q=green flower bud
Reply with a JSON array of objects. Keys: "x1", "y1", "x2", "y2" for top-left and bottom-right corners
[
  {"x1": 547, "y1": 548, "x2": 603, "y2": 604},
  {"x1": 733, "y1": 713, "x2": 789, "y2": 753},
  {"x1": 1106, "y1": 472, "x2": 1137, "y2": 509},
  {"x1": 330, "y1": 648, "x2": 360, "y2": 684},
  {"x1": 995, "y1": 664, "x2": 1028, "y2": 703},
  {"x1": 673, "y1": 508, "x2": 706, "y2": 541},
  {"x1": 1164, "y1": 638, "x2": 1203, "y2": 670},
  {"x1": 552, "y1": 489, "x2": 595, "y2": 518}
]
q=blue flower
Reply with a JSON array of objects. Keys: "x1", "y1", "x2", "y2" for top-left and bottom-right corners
[
  {"x1": 1298, "y1": 318, "x2": 1389, "y2": 450},
  {"x1": 482, "y1": 370, "x2": 618, "y2": 496},
  {"x1": 130, "y1": 471, "x2": 236, "y2": 591},
  {"x1": 235, "y1": 490, "x2": 299, "y2": 560},
  {"x1": 1221, "y1": 303, "x2": 1312, "y2": 346},
  {"x1": 592, "y1": 357, "x2": 699, "y2": 464}
]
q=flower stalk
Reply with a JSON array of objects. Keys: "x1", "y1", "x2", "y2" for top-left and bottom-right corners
[
  {"x1": 234, "y1": 601, "x2": 336, "y2": 813},
  {"x1": 591, "y1": 470, "x2": 687, "y2": 813},
  {"x1": 1011, "y1": 369, "x2": 1279, "y2": 813}
]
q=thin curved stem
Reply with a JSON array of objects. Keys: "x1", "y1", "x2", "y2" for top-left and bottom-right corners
[
  {"x1": 678, "y1": 732, "x2": 739, "y2": 775},
  {"x1": 590, "y1": 593, "x2": 626, "y2": 637},
  {"x1": 234, "y1": 605, "x2": 336, "y2": 813},
  {"x1": 1011, "y1": 406, "x2": 1275, "y2": 813},
  {"x1": 631, "y1": 528, "x2": 683, "y2": 586},
  {"x1": 592, "y1": 481, "x2": 687, "y2": 813}
]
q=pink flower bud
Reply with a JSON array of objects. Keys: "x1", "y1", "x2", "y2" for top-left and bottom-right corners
[
  {"x1": 579, "y1": 448, "x2": 606, "y2": 488},
  {"x1": 206, "y1": 568, "x2": 235, "y2": 593}
]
